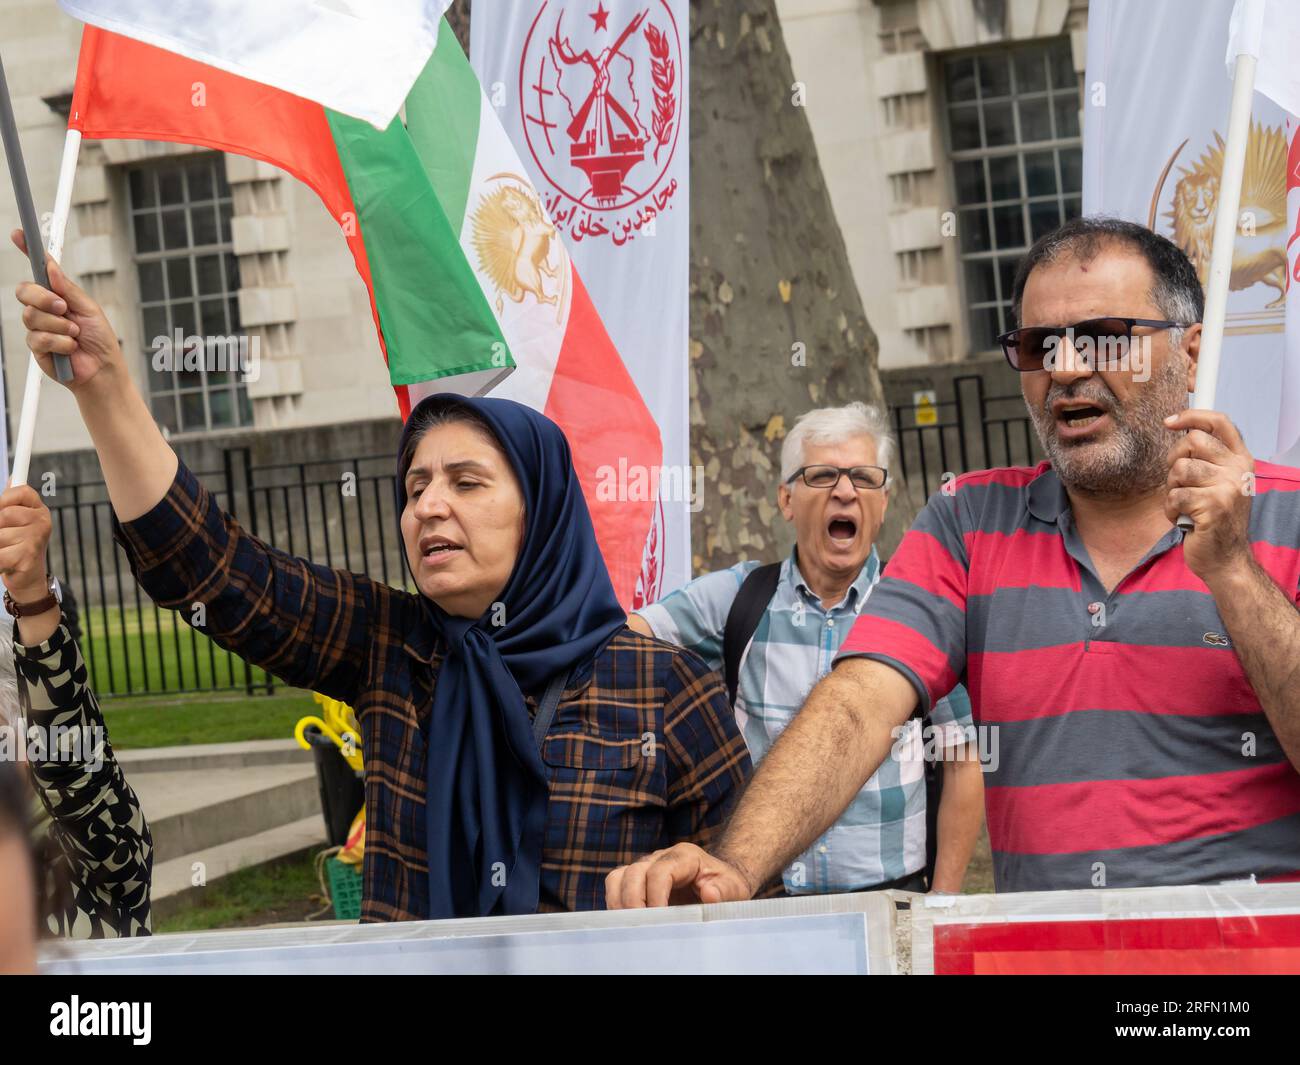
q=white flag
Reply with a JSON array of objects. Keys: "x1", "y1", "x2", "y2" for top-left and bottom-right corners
[
  {"x1": 1226, "y1": 0, "x2": 1300, "y2": 460},
  {"x1": 57, "y1": 0, "x2": 449, "y2": 128},
  {"x1": 1227, "y1": 0, "x2": 1300, "y2": 118},
  {"x1": 1085, "y1": 0, "x2": 1294, "y2": 459}
]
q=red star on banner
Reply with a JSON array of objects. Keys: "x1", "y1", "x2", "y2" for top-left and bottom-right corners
[{"x1": 590, "y1": 2, "x2": 610, "y2": 32}]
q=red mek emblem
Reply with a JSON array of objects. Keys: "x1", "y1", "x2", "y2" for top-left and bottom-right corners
[{"x1": 521, "y1": 1, "x2": 682, "y2": 216}]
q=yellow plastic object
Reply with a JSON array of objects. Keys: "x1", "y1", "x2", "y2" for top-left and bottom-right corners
[
  {"x1": 294, "y1": 693, "x2": 363, "y2": 773},
  {"x1": 313, "y1": 692, "x2": 360, "y2": 736}
]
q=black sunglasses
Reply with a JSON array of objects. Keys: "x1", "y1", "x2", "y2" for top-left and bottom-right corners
[
  {"x1": 996, "y1": 317, "x2": 1192, "y2": 372},
  {"x1": 787, "y1": 465, "x2": 888, "y2": 490}
]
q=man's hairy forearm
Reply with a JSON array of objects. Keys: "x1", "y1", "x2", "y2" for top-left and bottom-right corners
[
  {"x1": 1209, "y1": 559, "x2": 1300, "y2": 771},
  {"x1": 713, "y1": 658, "x2": 917, "y2": 893}
]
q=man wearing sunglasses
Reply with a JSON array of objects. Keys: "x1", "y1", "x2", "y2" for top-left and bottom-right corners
[
  {"x1": 628, "y1": 402, "x2": 982, "y2": 898},
  {"x1": 608, "y1": 216, "x2": 1300, "y2": 907}
]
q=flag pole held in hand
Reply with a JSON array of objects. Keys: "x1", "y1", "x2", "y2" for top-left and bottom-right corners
[
  {"x1": 1178, "y1": 0, "x2": 1268, "y2": 532},
  {"x1": 0, "y1": 51, "x2": 74, "y2": 384}
]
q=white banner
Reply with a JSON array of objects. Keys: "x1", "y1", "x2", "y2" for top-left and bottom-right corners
[
  {"x1": 472, "y1": 0, "x2": 690, "y2": 602},
  {"x1": 1084, "y1": 0, "x2": 1294, "y2": 459}
]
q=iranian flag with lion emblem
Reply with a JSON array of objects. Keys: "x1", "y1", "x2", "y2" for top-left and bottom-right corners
[{"x1": 60, "y1": 3, "x2": 662, "y2": 606}]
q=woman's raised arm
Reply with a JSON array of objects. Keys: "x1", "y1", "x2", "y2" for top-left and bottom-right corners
[{"x1": 12, "y1": 232, "x2": 378, "y2": 705}]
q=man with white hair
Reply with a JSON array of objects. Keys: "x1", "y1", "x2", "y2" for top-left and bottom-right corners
[{"x1": 629, "y1": 402, "x2": 983, "y2": 895}]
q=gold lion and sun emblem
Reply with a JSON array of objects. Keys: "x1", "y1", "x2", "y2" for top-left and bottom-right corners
[
  {"x1": 1150, "y1": 120, "x2": 1288, "y2": 311},
  {"x1": 470, "y1": 172, "x2": 571, "y2": 324}
]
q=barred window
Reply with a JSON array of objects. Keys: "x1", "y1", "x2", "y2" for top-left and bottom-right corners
[
  {"x1": 943, "y1": 39, "x2": 1083, "y2": 353},
  {"x1": 128, "y1": 156, "x2": 252, "y2": 434}
]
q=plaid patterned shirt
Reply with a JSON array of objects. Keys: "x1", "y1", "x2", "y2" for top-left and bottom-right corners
[
  {"x1": 113, "y1": 461, "x2": 751, "y2": 920},
  {"x1": 638, "y1": 548, "x2": 973, "y2": 893}
]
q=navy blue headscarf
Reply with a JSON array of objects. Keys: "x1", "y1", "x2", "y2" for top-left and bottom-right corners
[{"x1": 395, "y1": 393, "x2": 626, "y2": 919}]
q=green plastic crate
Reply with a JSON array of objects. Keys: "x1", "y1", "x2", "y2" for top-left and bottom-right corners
[{"x1": 326, "y1": 857, "x2": 363, "y2": 920}]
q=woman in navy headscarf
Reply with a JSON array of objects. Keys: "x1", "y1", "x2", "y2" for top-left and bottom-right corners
[
  {"x1": 8, "y1": 234, "x2": 754, "y2": 921},
  {"x1": 391, "y1": 393, "x2": 751, "y2": 916}
]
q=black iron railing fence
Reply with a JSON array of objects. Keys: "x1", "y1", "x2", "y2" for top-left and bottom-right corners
[
  {"x1": 45, "y1": 374, "x2": 1038, "y2": 698},
  {"x1": 46, "y1": 451, "x2": 410, "y2": 699},
  {"x1": 889, "y1": 373, "x2": 1042, "y2": 501}
]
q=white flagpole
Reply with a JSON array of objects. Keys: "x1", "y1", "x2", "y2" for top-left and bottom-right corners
[
  {"x1": 9, "y1": 128, "x2": 81, "y2": 488},
  {"x1": 1178, "y1": 0, "x2": 1267, "y2": 531}
]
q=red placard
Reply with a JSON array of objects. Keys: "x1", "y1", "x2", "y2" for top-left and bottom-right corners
[{"x1": 934, "y1": 915, "x2": 1300, "y2": 974}]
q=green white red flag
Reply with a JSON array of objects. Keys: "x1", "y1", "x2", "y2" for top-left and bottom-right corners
[{"x1": 65, "y1": 18, "x2": 661, "y2": 604}]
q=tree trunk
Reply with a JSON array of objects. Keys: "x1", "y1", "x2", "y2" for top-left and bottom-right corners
[
  {"x1": 446, "y1": 1, "x2": 470, "y2": 49},
  {"x1": 688, "y1": 0, "x2": 913, "y2": 570},
  {"x1": 452, "y1": 0, "x2": 912, "y2": 569}
]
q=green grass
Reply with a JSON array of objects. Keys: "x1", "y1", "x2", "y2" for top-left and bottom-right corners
[
  {"x1": 76, "y1": 603, "x2": 274, "y2": 698},
  {"x1": 101, "y1": 688, "x2": 319, "y2": 749},
  {"x1": 74, "y1": 602, "x2": 321, "y2": 749},
  {"x1": 157, "y1": 850, "x2": 330, "y2": 932}
]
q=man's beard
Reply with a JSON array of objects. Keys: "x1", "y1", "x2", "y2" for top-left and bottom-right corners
[{"x1": 1027, "y1": 356, "x2": 1188, "y2": 497}]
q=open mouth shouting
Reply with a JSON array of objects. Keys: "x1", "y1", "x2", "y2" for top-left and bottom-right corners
[
  {"x1": 419, "y1": 533, "x2": 464, "y2": 567},
  {"x1": 1052, "y1": 398, "x2": 1112, "y2": 441},
  {"x1": 826, "y1": 514, "x2": 859, "y2": 545}
]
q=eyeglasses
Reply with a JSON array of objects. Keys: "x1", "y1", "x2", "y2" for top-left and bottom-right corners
[
  {"x1": 787, "y1": 465, "x2": 888, "y2": 490},
  {"x1": 995, "y1": 317, "x2": 1192, "y2": 372}
]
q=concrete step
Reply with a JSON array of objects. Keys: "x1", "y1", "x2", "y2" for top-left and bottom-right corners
[
  {"x1": 115, "y1": 739, "x2": 346, "y2": 923},
  {"x1": 151, "y1": 816, "x2": 331, "y2": 919},
  {"x1": 130, "y1": 763, "x2": 323, "y2": 865},
  {"x1": 118, "y1": 738, "x2": 313, "y2": 774}
]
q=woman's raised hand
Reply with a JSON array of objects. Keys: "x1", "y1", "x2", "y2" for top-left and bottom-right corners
[{"x1": 11, "y1": 228, "x2": 124, "y2": 391}]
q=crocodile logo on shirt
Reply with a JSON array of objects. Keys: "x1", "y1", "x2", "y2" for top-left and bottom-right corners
[{"x1": 1202, "y1": 632, "x2": 1231, "y2": 647}]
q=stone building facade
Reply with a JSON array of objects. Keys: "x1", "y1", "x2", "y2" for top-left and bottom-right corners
[{"x1": 780, "y1": 0, "x2": 1090, "y2": 369}]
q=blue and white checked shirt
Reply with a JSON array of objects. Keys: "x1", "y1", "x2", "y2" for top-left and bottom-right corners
[{"x1": 638, "y1": 548, "x2": 974, "y2": 894}]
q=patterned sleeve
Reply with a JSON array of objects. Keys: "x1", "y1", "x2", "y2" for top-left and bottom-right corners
[
  {"x1": 112, "y1": 459, "x2": 381, "y2": 705},
  {"x1": 15, "y1": 621, "x2": 152, "y2": 938},
  {"x1": 660, "y1": 647, "x2": 752, "y2": 850},
  {"x1": 634, "y1": 562, "x2": 758, "y2": 673},
  {"x1": 928, "y1": 683, "x2": 975, "y2": 748}
]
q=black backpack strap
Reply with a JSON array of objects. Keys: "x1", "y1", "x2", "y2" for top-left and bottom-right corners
[{"x1": 722, "y1": 562, "x2": 782, "y2": 706}]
